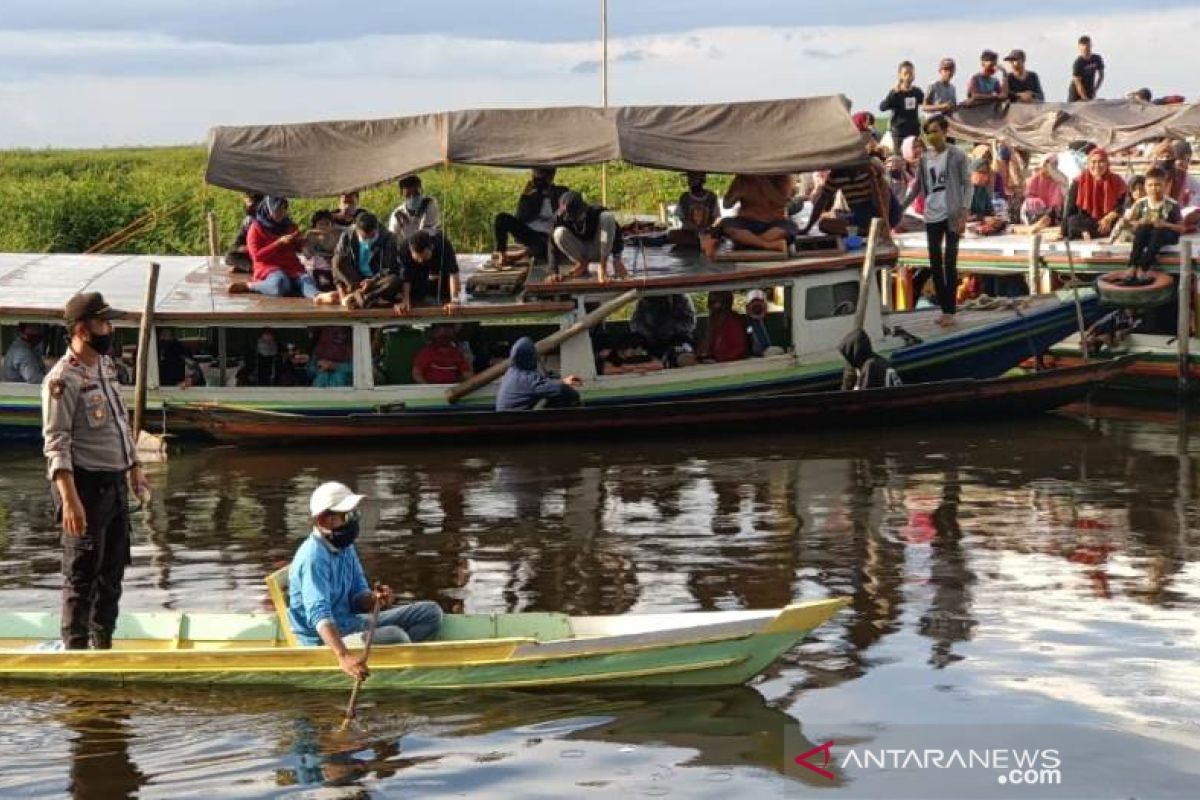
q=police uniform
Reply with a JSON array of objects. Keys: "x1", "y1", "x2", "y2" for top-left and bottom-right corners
[{"x1": 41, "y1": 292, "x2": 139, "y2": 651}]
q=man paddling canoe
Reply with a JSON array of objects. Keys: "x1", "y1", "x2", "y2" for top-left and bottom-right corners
[{"x1": 287, "y1": 482, "x2": 443, "y2": 679}]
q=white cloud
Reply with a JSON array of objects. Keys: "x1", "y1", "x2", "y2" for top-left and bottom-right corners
[{"x1": 0, "y1": 7, "x2": 1191, "y2": 148}]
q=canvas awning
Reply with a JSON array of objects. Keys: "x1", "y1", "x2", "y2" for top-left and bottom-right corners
[
  {"x1": 204, "y1": 96, "x2": 867, "y2": 197},
  {"x1": 946, "y1": 99, "x2": 1196, "y2": 154}
]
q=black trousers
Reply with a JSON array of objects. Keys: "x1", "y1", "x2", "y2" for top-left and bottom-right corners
[
  {"x1": 926, "y1": 219, "x2": 960, "y2": 315},
  {"x1": 54, "y1": 469, "x2": 131, "y2": 650},
  {"x1": 1129, "y1": 225, "x2": 1179, "y2": 269},
  {"x1": 494, "y1": 213, "x2": 549, "y2": 260},
  {"x1": 1064, "y1": 212, "x2": 1101, "y2": 240}
]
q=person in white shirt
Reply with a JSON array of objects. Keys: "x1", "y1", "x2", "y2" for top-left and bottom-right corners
[{"x1": 387, "y1": 174, "x2": 440, "y2": 241}]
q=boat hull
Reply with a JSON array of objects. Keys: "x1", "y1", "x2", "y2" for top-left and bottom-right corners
[
  {"x1": 0, "y1": 601, "x2": 844, "y2": 690},
  {"x1": 167, "y1": 358, "x2": 1137, "y2": 445}
]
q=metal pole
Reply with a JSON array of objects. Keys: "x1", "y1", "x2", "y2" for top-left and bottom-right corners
[
  {"x1": 600, "y1": 0, "x2": 609, "y2": 206},
  {"x1": 132, "y1": 262, "x2": 161, "y2": 437},
  {"x1": 1178, "y1": 240, "x2": 1193, "y2": 396}
]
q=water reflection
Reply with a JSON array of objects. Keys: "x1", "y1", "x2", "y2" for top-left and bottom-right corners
[{"x1": 62, "y1": 701, "x2": 147, "y2": 800}]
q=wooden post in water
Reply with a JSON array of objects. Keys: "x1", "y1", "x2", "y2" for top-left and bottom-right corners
[
  {"x1": 852, "y1": 218, "x2": 883, "y2": 337},
  {"x1": 446, "y1": 288, "x2": 640, "y2": 403},
  {"x1": 132, "y1": 262, "x2": 161, "y2": 438},
  {"x1": 1178, "y1": 240, "x2": 1193, "y2": 396}
]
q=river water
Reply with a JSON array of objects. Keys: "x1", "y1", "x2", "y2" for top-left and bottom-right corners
[{"x1": 1, "y1": 409, "x2": 1199, "y2": 799}]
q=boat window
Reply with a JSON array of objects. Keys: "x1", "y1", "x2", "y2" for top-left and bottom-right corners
[
  {"x1": 0, "y1": 322, "x2": 138, "y2": 386},
  {"x1": 804, "y1": 281, "x2": 859, "y2": 321},
  {"x1": 182, "y1": 326, "x2": 356, "y2": 389},
  {"x1": 376, "y1": 321, "x2": 558, "y2": 386}
]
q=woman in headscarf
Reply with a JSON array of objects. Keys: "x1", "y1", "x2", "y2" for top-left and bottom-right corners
[
  {"x1": 229, "y1": 196, "x2": 318, "y2": 298},
  {"x1": 1021, "y1": 154, "x2": 1067, "y2": 231},
  {"x1": 1061, "y1": 148, "x2": 1128, "y2": 240}
]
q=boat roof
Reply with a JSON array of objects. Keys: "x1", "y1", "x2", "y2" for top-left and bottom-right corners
[
  {"x1": 0, "y1": 245, "x2": 891, "y2": 325},
  {"x1": 205, "y1": 96, "x2": 869, "y2": 197}
]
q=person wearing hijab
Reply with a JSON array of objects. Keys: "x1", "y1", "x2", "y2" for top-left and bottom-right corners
[
  {"x1": 1061, "y1": 148, "x2": 1128, "y2": 240},
  {"x1": 229, "y1": 196, "x2": 318, "y2": 298},
  {"x1": 495, "y1": 337, "x2": 581, "y2": 411}
]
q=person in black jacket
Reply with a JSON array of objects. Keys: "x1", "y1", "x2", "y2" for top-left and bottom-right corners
[
  {"x1": 1003, "y1": 50, "x2": 1044, "y2": 102},
  {"x1": 494, "y1": 168, "x2": 569, "y2": 265},
  {"x1": 549, "y1": 191, "x2": 627, "y2": 282},
  {"x1": 317, "y1": 212, "x2": 401, "y2": 308},
  {"x1": 879, "y1": 61, "x2": 925, "y2": 146},
  {"x1": 224, "y1": 192, "x2": 264, "y2": 273}
]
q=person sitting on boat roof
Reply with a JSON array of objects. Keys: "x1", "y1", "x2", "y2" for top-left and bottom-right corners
[
  {"x1": 630, "y1": 294, "x2": 697, "y2": 366},
  {"x1": 288, "y1": 482, "x2": 443, "y2": 678},
  {"x1": 717, "y1": 174, "x2": 798, "y2": 254},
  {"x1": 1061, "y1": 148, "x2": 1127, "y2": 241},
  {"x1": 228, "y1": 196, "x2": 319, "y2": 299},
  {"x1": 496, "y1": 337, "x2": 582, "y2": 411},
  {"x1": 387, "y1": 174, "x2": 440, "y2": 241},
  {"x1": 412, "y1": 324, "x2": 473, "y2": 384},
  {"x1": 308, "y1": 326, "x2": 354, "y2": 388},
  {"x1": 670, "y1": 172, "x2": 720, "y2": 253},
  {"x1": 318, "y1": 212, "x2": 399, "y2": 308},
  {"x1": 839, "y1": 330, "x2": 901, "y2": 390},
  {"x1": 3, "y1": 322, "x2": 48, "y2": 384},
  {"x1": 394, "y1": 230, "x2": 463, "y2": 314},
  {"x1": 549, "y1": 191, "x2": 628, "y2": 282},
  {"x1": 697, "y1": 291, "x2": 748, "y2": 363},
  {"x1": 494, "y1": 168, "x2": 569, "y2": 266},
  {"x1": 331, "y1": 192, "x2": 367, "y2": 227},
  {"x1": 225, "y1": 192, "x2": 263, "y2": 274},
  {"x1": 802, "y1": 160, "x2": 898, "y2": 240},
  {"x1": 1120, "y1": 167, "x2": 1184, "y2": 285},
  {"x1": 303, "y1": 209, "x2": 340, "y2": 291}
]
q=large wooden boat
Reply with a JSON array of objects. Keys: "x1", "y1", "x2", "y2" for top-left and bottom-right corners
[
  {"x1": 895, "y1": 231, "x2": 1200, "y2": 395},
  {"x1": 0, "y1": 567, "x2": 845, "y2": 690},
  {"x1": 167, "y1": 357, "x2": 1136, "y2": 445}
]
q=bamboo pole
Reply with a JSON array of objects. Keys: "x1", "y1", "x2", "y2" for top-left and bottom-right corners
[
  {"x1": 132, "y1": 262, "x2": 161, "y2": 438},
  {"x1": 1178, "y1": 240, "x2": 1193, "y2": 396},
  {"x1": 206, "y1": 210, "x2": 219, "y2": 262},
  {"x1": 1027, "y1": 232, "x2": 1042, "y2": 296},
  {"x1": 446, "y1": 288, "x2": 640, "y2": 403},
  {"x1": 852, "y1": 218, "x2": 883, "y2": 336}
]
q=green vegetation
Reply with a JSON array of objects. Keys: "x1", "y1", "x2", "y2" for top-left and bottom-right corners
[{"x1": 0, "y1": 146, "x2": 727, "y2": 255}]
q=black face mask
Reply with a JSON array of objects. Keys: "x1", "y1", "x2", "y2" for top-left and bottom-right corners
[
  {"x1": 327, "y1": 514, "x2": 360, "y2": 550},
  {"x1": 1157, "y1": 159, "x2": 1176, "y2": 173},
  {"x1": 86, "y1": 332, "x2": 113, "y2": 356}
]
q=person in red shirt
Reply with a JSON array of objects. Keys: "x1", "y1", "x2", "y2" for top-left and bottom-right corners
[
  {"x1": 698, "y1": 291, "x2": 748, "y2": 363},
  {"x1": 229, "y1": 196, "x2": 318, "y2": 298},
  {"x1": 412, "y1": 325, "x2": 474, "y2": 384}
]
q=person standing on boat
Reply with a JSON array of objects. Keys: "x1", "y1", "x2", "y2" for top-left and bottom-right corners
[
  {"x1": 3, "y1": 322, "x2": 48, "y2": 384},
  {"x1": 1068, "y1": 35, "x2": 1104, "y2": 101},
  {"x1": 1003, "y1": 50, "x2": 1044, "y2": 103},
  {"x1": 387, "y1": 174, "x2": 441, "y2": 240},
  {"x1": 495, "y1": 337, "x2": 581, "y2": 411},
  {"x1": 42, "y1": 292, "x2": 150, "y2": 650},
  {"x1": 965, "y1": 50, "x2": 1007, "y2": 106},
  {"x1": 289, "y1": 482, "x2": 443, "y2": 679},
  {"x1": 494, "y1": 168, "x2": 569, "y2": 265},
  {"x1": 902, "y1": 116, "x2": 973, "y2": 326},
  {"x1": 922, "y1": 58, "x2": 958, "y2": 116},
  {"x1": 228, "y1": 196, "x2": 319, "y2": 299},
  {"x1": 879, "y1": 61, "x2": 924, "y2": 150}
]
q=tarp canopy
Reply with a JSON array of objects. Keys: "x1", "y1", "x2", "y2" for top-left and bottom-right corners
[
  {"x1": 946, "y1": 99, "x2": 1196, "y2": 153},
  {"x1": 205, "y1": 96, "x2": 866, "y2": 197}
]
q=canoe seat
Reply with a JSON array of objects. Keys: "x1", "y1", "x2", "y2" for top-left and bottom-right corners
[{"x1": 265, "y1": 566, "x2": 298, "y2": 647}]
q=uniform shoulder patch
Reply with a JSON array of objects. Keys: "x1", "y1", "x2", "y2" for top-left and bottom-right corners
[{"x1": 49, "y1": 378, "x2": 65, "y2": 399}]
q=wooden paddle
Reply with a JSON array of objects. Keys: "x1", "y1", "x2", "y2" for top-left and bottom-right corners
[{"x1": 340, "y1": 586, "x2": 382, "y2": 731}]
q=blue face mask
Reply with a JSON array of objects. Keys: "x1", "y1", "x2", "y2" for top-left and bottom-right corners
[{"x1": 327, "y1": 513, "x2": 360, "y2": 550}]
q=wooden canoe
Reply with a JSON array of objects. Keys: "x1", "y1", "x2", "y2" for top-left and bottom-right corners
[
  {"x1": 0, "y1": 599, "x2": 845, "y2": 691},
  {"x1": 166, "y1": 356, "x2": 1140, "y2": 445}
]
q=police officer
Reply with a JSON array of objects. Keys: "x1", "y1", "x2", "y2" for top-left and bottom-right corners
[{"x1": 42, "y1": 292, "x2": 151, "y2": 650}]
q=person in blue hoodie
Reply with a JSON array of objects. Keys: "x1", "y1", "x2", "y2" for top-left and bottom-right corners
[{"x1": 495, "y1": 337, "x2": 582, "y2": 411}]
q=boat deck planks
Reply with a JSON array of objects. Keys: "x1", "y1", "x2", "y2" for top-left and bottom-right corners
[{"x1": 897, "y1": 231, "x2": 1200, "y2": 271}]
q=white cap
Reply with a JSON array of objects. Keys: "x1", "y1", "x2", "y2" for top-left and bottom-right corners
[
  {"x1": 747, "y1": 289, "x2": 768, "y2": 303},
  {"x1": 309, "y1": 481, "x2": 366, "y2": 517}
]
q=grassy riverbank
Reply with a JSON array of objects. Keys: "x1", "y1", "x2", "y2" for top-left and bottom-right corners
[{"x1": 0, "y1": 146, "x2": 712, "y2": 255}]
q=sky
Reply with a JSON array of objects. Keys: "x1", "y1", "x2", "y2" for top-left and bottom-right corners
[{"x1": 0, "y1": 1, "x2": 1194, "y2": 149}]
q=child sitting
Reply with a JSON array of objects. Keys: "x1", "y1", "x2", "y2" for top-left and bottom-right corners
[{"x1": 1121, "y1": 167, "x2": 1184, "y2": 285}]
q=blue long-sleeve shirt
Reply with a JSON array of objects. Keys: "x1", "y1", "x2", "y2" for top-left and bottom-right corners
[{"x1": 287, "y1": 532, "x2": 370, "y2": 645}]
